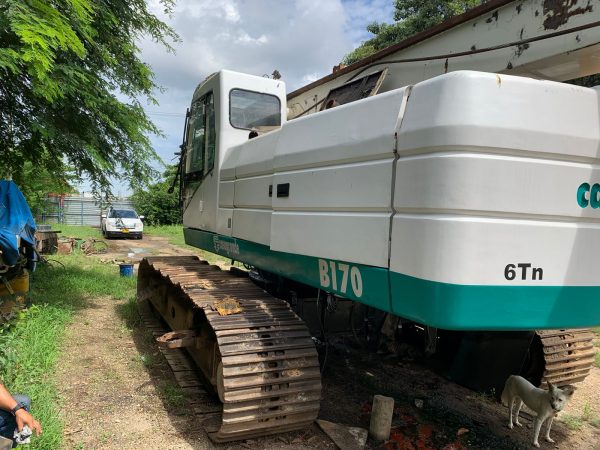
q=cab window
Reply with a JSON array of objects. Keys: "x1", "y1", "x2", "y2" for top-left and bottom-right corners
[
  {"x1": 230, "y1": 89, "x2": 281, "y2": 130},
  {"x1": 187, "y1": 92, "x2": 216, "y2": 176}
]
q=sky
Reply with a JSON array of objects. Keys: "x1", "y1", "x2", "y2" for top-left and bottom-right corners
[{"x1": 96, "y1": 0, "x2": 395, "y2": 196}]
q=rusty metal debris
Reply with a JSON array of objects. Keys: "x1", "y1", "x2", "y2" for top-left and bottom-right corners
[
  {"x1": 80, "y1": 238, "x2": 108, "y2": 255},
  {"x1": 57, "y1": 238, "x2": 75, "y2": 254},
  {"x1": 35, "y1": 226, "x2": 59, "y2": 254},
  {"x1": 0, "y1": 271, "x2": 29, "y2": 322},
  {"x1": 213, "y1": 297, "x2": 242, "y2": 316},
  {"x1": 156, "y1": 330, "x2": 197, "y2": 349}
]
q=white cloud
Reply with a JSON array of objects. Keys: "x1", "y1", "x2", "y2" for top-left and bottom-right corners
[
  {"x1": 342, "y1": 0, "x2": 396, "y2": 47},
  {"x1": 236, "y1": 32, "x2": 268, "y2": 45},
  {"x1": 301, "y1": 72, "x2": 320, "y2": 84},
  {"x1": 134, "y1": 0, "x2": 395, "y2": 177}
]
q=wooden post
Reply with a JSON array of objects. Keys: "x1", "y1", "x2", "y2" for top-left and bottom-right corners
[{"x1": 369, "y1": 394, "x2": 394, "y2": 442}]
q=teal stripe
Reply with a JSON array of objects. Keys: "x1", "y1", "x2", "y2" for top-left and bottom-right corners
[
  {"x1": 390, "y1": 272, "x2": 600, "y2": 330},
  {"x1": 184, "y1": 228, "x2": 392, "y2": 311},
  {"x1": 184, "y1": 228, "x2": 600, "y2": 331}
]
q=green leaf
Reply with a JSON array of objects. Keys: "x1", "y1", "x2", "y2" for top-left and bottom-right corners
[
  {"x1": 343, "y1": 0, "x2": 484, "y2": 65},
  {"x1": 0, "y1": 0, "x2": 179, "y2": 194}
]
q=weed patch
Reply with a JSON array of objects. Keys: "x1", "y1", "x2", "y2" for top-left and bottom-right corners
[
  {"x1": 561, "y1": 402, "x2": 600, "y2": 432},
  {"x1": 139, "y1": 353, "x2": 156, "y2": 369},
  {"x1": 0, "y1": 250, "x2": 136, "y2": 449},
  {"x1": 160, "y1": 382, "x2": 186, "y2": 408},
  {"x1": 117, "y1": 295, "x2": 141, "y2": 329},
  {"x1": 562, "y1": 414, "x2": 585, "y2": 431}
]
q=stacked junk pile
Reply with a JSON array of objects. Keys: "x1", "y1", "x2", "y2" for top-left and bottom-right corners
[{"x1": 0, "y1": 181, "x2": 37, "y2": 321}]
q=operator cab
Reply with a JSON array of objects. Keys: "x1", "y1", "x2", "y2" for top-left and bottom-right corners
[{"x1": 181, "y1": 70, "x2": 287, "y2": 233}]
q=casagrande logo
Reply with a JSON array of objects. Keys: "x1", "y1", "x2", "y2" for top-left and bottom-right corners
[{"x1": 577, "y1": 182, "x2": 600, "y2": 208}]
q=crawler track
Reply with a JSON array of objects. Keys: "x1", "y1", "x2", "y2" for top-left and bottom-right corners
[
  {"x1": 137, "y1": 256, "x2": 321, "y2": 442},
  {"x1": 536, "y1": 329, "x2": 596, "y2": 387}
]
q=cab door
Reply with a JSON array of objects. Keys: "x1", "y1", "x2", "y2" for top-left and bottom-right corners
[{"x1": 182, "y1": 90, "x2": 218, "y2": 232}]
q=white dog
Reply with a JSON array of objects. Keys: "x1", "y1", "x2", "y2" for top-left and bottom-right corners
[{"x1": 501, "y1": 375, "x2": 575, "y2": 447}]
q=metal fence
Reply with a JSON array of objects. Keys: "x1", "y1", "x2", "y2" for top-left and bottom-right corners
[{"x1": 38, "y1": 195, "x2": 134, "y2": 226}]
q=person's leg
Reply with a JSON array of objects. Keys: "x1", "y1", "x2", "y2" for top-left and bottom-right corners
[
  {"x1": 0, "y1": 408, "x2": 15, "y2": 441},
  {"x1": 0, "y1": 409, "x2": 17, "y2": 439},
  {"x1": 10, "y1": 395, "x2": 30, "y2": 412}
]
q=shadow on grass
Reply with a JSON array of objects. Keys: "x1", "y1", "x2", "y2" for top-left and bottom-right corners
[
  {"x1": 31, "y1": 253, "x2": 136, "y2": 311},
  {"x1": 114, "y1": 298, "x2": 220, "y2": 449}
]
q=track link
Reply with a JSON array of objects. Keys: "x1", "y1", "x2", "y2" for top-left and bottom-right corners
[
  {"x1": 537, "y1": 329, "x2": 596, "y2": 387},
  {"x1": 137, "y1": 256, "x2": 321, "y2": 442}
]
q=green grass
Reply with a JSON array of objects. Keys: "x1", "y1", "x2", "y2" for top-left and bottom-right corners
[
  {"x1": 562, "y1": 414, "x2": 585, "y2": 431},
  {"x1": 51, "y1": 224, "x2": 102, "y2": 240},
  {"x1": 159, "y1": 381, "x2": 186, "y2": 408},
  {"x1": 561, "y1": 402, "x2": 600, "y2": 431},
  {"x1": 594, "y1": 352, "x2": 600, "y2": 369},
  {"x1": 582, "y1": 403, "x2": 594, "y2": 421},
  {"x1": 118, "y1": 295, "x2": 141, "y2": 329},
  {"x1": 50, "y1": 224, "x2": 227, "y2": 265},
  {"x1": 144, "y1": 225, "x2": 188, "y2": 247},
  {"x1": 0, "y1": 251, "x2": 136, "y2": 449},
  {"x1": 144, "y1": 224, "x2": 226, "y2": 265},
  {"x1": 139, "y1": 354, "x2": 156, "y2": 369}
]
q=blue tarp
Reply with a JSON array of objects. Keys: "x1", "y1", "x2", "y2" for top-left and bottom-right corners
[{"x1": 0, "y1": 180, "x2": 36, "y2": 266}]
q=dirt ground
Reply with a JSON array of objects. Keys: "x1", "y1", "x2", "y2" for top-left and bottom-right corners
[{"x1": 56, "y1": 234, "x2": 600, "y2": 449}]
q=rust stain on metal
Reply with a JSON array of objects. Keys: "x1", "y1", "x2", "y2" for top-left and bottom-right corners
[
  {"x1": 213, "y1": 297, "x2": 242, "y2": 316},
  {"x1": 515, "y1": 42, "x2": 530, "y2": 57},
  {"x1": 543, "y1": 0, "x2": 593, "y2": 30},
  {"x1": 485, "y1": 10, "x2": 499, "y2": 23}
]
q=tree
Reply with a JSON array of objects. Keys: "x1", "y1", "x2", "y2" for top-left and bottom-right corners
[
  {"x1": 0, "y1": 0, "x2": 178, "y2": 194},
  {"x1": 12, "y1": 161, "x2": 76, "y2": 218},
  {"x1": 131, "y1": 165, "x2": 180, "y2": 226},
  {"x1": 343, "y1": 0, "x2": 484, "y2": 65}
]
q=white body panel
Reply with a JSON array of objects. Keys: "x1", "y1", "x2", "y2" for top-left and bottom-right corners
[
  {"x1": 391, "y1": 71, "x2": 600, "y2": 287},
  {"x1": 185, "y1": 70, "x2": 600, "y2": 291},
  {"x1": 269, "y1": 88, "x2": 409, "y2": 267},
  {"x1": 391, "y1": 215, "x2": 600, "y2": 285}
]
